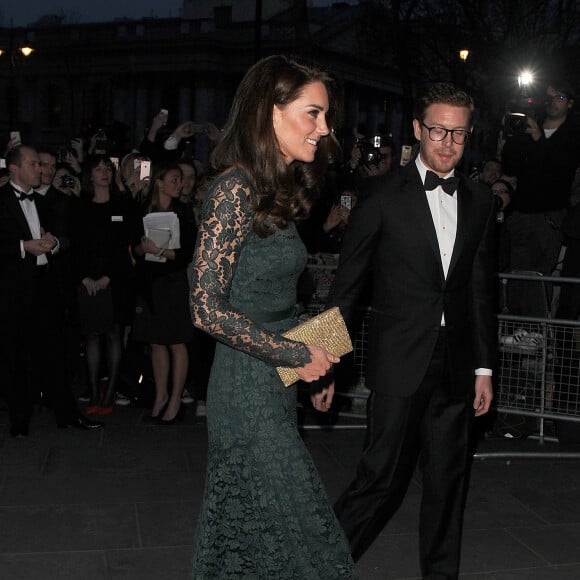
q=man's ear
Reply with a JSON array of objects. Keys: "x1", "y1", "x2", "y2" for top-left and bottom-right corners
[{"x1": 412, "y1": 119, "x2": 422, "y2": 141}]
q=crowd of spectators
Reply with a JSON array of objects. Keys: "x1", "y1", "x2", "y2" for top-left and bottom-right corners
[
  {"x1": 2, "y1": 77, "x2": 580, "y2": 437},
  {"x1": 0, "y1": 112, "x2": 220, "y2": 436}
]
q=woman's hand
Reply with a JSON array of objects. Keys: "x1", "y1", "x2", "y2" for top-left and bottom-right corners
[
  {"x1": 174, "y1": 122, "x2": 196, "y2": 140},
  {"x1": 94, "y1": 276, "x2": 110, "y2": 291},
  {"x1": 70, "y1": 138, "x2": 84, "y2": 163},
  {"x1": 323, "y1": 204, "x2": 347, "y2": 233},
  {"x1": 82, "y1": 277, "x2": 97, "y2": 296},
  {"x1": 139, "y1": 236, "x2": 161, "y2": 255},
  {"x1": 294, "y1": 345, "x2": 339, "y2": 383},
  {"x1": 64, "y1": 150, "x2": 82, "y2": 174}
]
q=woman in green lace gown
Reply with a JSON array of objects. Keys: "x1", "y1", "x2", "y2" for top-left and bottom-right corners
[{"x1": 190, "y1": 56, "x2": 357, "y2": 579}]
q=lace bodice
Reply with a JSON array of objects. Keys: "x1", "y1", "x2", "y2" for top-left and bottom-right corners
[{"x1": 190, "y1": 168, "x2": 311, "y2": 368}]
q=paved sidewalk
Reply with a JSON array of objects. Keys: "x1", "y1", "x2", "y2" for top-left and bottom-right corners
[{"x1": 1, "y1": 405, "x2": 580, "y2": 579}]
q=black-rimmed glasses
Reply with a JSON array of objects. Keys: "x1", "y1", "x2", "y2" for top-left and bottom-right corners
[{"x1": 421, "y1": 122, "x2": 470, "y2": 145}]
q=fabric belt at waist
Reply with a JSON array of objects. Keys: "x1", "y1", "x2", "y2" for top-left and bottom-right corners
[{"x1": 242, "y1": 305, "x2": 297, "y2": 323}]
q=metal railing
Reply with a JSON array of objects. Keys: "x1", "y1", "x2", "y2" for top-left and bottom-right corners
[{"x1": 300, "y1": 270, "x2": 580, "y2": 456}]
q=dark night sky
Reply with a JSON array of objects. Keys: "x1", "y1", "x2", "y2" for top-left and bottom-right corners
[{"x1": 2, "y1": 0, "x2": 183, "y2": 27}]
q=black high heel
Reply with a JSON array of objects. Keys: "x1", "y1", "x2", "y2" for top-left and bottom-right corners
[
  {"x1": 157, "y1": 404, "x2": 185, "y2": 425},
  {"x1": 144, "y1": 400, "x2": 169, "y2": 423}
]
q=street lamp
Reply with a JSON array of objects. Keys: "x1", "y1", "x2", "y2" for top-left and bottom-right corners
[
  {"x1": 0, "y1": 38, "x2": 35, "y2": 130},
  {"x1": 458, "y1": 49, "x2": 470, "y2": 63},
  {"x1": 517, "y1": 70, "x2": 534, "y2": 89},
  {"x1": 0, "y1": 46, "x2": 34, "y2": 58}
]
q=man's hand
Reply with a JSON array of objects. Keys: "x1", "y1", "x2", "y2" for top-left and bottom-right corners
[
  {"x1": 526, "y1": 116, "x2": 543, "y2": 142},
  {"x1": 311, "y1": 380, "x2": 335, "y2": 413},
  {"x1": 41, "y1": 231, "x2": 58, "y2": 251},
  {"x1": 473, "y1": 375, "x2": 493, "y2": 416},
  {"x1": 23, "y1": 239, "x2": 50, "y2": 256}
]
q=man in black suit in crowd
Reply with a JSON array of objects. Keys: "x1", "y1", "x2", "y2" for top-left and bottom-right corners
[
  {"x1": 0, "y1": 145, "x2": 102, "y2": 436},
  {"x1": 321, "y1": 84, "x2": 496, "y2": 578},
  {"x1": 501, "y1": 80, "x2": 580, "y2": 276}
]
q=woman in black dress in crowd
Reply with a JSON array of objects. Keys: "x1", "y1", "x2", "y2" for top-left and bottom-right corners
[
  {"x1": 71, "y1": 155, "x2": 136, "y2": 414},
  {"x1": 132, "y1": 163, "x2": 197, "y2": 423}
]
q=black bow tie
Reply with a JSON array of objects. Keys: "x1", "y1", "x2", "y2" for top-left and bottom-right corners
[
  {"x1": 15, "y1": 190, "x2": 35, "y2": 202},
  {"x1": 424, "y1": 170, "x2": 459, "y2": 196}
]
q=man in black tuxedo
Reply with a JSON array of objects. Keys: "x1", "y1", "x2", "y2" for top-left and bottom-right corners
[
  {"x1": 322, "y1": 84, "x2": 496, "y2": 578},
  {"x1": 0, "y1": 145, "x2": 102, "y2": 436}
]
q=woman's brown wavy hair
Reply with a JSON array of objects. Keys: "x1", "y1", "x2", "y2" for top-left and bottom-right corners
[{"x1": 210, "y1": 54, "x2": 342, "y2": 237}]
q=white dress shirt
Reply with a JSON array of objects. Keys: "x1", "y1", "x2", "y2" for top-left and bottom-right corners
[{"x1": 10, "y1": 180, "x2": 61, "y2": 266}]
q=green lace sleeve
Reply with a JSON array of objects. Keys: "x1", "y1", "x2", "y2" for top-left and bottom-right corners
[{"x1": 190, "y1": 171, "x2": 311, "y2": 368}]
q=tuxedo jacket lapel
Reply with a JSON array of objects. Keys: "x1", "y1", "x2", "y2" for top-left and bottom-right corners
[
  {"x1": 6, "y1": 189, "x2": 33, "y2": 239},
  {"x1": 447, "y1": 178, "x2": 473, "y2": 279}
]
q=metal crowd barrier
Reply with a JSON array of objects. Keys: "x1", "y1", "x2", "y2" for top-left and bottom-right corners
[{"x1": 488, "y1": 272, "x2": 580, "y2": 458}]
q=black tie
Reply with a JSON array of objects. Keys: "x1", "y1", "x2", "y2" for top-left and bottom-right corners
[
  {"x1": 16, "y1": 190, "x2": 34, "y2": 202},
  {"x1": 424, "y1": 170, "x2": 459, "y2": 196}
]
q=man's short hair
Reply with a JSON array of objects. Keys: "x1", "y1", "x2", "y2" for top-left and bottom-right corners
[
  {"x1": 5, "y1": 146, "x2": 24, "y2": 168},
  {"x1": 548, "y1": 80, "x2": 575, "y2": 102},
  {"x1": 414, "y1": 83, "x2": 475, "y2": 124}
]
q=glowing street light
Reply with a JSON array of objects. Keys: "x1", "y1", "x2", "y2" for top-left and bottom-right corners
[
  {"x1": 458, "y1": 49, "x2": 470, "y2": 62},
  {"x1": 518, "y1": 70, "x2": 534, "y2": 88},
  {"x1": 0, "y1": 40, "x2": 35, "y2": 129},
  {"x1": 0, "y1": 45, "x2": 34, "y2": 60}
]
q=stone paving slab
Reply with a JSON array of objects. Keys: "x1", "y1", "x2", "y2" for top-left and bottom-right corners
[
  {"x1": 0, "y1": 552, "x2": 107, "y2": 580},
  {"x1": 1, "y1": 408, "x2": 580, "y2": 580},
  {"x1": 0, "y1": 503, "x2": 139, "y2": 553},
  {"x1": 505, "y1": 523, "x2": 580, "y2": 565},
  {"x1": 0, "y1": 472, "x2": 206, "y2": 506}
]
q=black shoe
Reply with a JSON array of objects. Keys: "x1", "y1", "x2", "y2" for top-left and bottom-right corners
[
  {"x1": 144, "y1": 400, "x2": 169, "y2": 423},
  {"x1": 58, "y1": 416, "x2": 104, "y2": 430},
  {"x1": 10, "y1": 422, "x2": 29, "y2": 438},
  {"x1": 157, "y1": 404, "x2": 185, "y2": 425}
]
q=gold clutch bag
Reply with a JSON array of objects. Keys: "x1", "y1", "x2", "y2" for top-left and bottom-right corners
[{"x1": 277, "y1": 307, "x2": 353, "y2": 387}]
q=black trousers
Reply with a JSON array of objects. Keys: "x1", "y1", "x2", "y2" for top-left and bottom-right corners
[
  {"x1": 334, "y1": 329, "x2": 473, "y2": 579},
  {"x1": 0, "y1": 271, "x2": 78, "y2": 427}
]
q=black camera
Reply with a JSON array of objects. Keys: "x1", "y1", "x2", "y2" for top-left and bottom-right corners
[
  {"x1": 357, "y1": 135, "x2": 387, "y2": 167},
  {"x1": 503, "y1": 113, "x2": 529, "y2": 138},
  {"x1": 60, "y1": 175, "x2": 75, "y2": 188}
]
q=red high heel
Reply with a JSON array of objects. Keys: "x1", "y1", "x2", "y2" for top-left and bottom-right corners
[
  {"x1": 85, "y1": 405, "x2": 100, "y2": 415},
  {"x1": 98, "y1": 406, "x2": 113, "y2": 415}
]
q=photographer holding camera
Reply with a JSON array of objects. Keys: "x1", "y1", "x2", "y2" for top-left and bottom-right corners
[
  {"x1": 347, "y1": 133, "x2": 393, "y2": 188},
  {"x1": 501, "y1": 80, "x2": 580, "y2": 275}
]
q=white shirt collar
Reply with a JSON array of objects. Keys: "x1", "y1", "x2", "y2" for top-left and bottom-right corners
[
  {"x1": 415, "y1": 154, "x2": 456, "y2": 185},
  {"x1": 10, "y1": 180, "x2": 34, "y2": 196}
]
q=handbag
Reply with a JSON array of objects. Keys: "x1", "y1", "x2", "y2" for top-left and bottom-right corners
[{"x1": 276, "y1": 307, "x2": 353, "y2": 387}]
